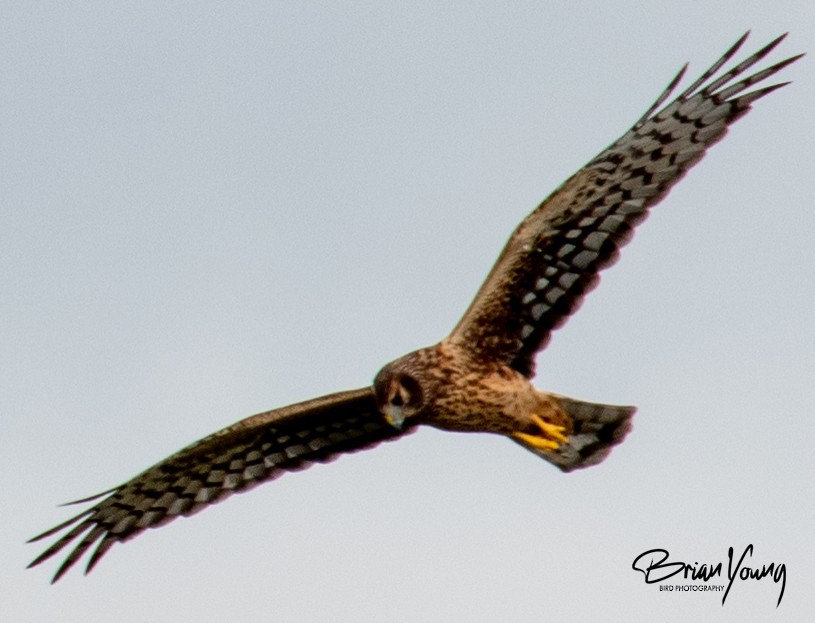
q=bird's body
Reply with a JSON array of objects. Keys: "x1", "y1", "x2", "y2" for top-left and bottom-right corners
[
  {"x1": 29, "y1": 32, "x2": 802, "y2": 582},
  {"x1": 377, "y1": 340, "x2": 568, "y2": 435},
  {"x1": 375, "y1": 339, "x2": 632, "y2": 467}
]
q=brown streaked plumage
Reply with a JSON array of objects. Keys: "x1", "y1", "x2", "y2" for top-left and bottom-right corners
[{"x1": 29, "y1": 33, "x2": 801, "y2": 582}]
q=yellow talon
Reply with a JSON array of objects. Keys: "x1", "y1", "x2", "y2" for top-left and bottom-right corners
[
  {"x1": 531, "y1": 414, "x2": 568, "y2": 444},
  {"x1": 513, "y1": 432, "x2": 561, "y2": 451},
  {"x1": 512, "y1": 414, "x2": 568, "y2": 451}
]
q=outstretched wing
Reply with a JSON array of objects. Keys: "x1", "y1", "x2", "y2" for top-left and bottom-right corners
[
  {"x1": 449, "y1": 33, "x2": 802, "y2": 377},
  {"x1": 29, "y1": 388, "x2": 413, "y2": 582}
]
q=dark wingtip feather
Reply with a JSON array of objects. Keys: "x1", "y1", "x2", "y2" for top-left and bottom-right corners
[
  {"x1": 48, "y1": 525, "x2": 107, "y2": 583},
  {"x1": 51, "y1": 556, "x2": 79, "y2": 584},
  {"x1": 59, "y1": 487, "x2": 118, "y2": 507},
  {"x1": 85, "y1": 536, "x2": 117, "y2": 575},
  {"x1": 760, "y1": 32, "x2": 788, "y2": 54},
  {"x1": 736, "y1": 81, "x2": 793, "y2": 108},
  {"x1": 702, "y1": 32, "x2": 799, "y2": 98},
  {"x1": 633, "y1": 63, "x2": 688, "y2": 129},
  {"x1": 675, "y1": 31, "x2": 750, "y2": 100},
  {"x1": 767, "y1": 51, "x2": 806, "y2": 75},
  {"x1": 27, "y1": 519, "x2": 95, "y2": 572},
  {"x1": 27, "y1": 508, "x2": 94, "y2": 543},
  {"x1": 719, "y1": 30, "x2": 752, "y2": 69}
]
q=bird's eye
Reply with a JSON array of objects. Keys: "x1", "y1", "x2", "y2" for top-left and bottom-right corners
[{"x1": 379, "y1": 373, "x2": 423, "y2": 413}]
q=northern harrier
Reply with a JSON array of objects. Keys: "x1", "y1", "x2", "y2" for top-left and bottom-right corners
[{"x1": 30, "y1": 33, "x2": 801, "y2": 582}]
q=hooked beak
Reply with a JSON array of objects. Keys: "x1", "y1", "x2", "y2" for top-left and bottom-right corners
[{"x1": 383, "y1": 405, "x2": 405, "y2": 430}]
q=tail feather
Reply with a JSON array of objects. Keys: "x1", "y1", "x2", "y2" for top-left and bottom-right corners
[{"x1": 515, "y1": 394, "x2": 635, "y2": 472}]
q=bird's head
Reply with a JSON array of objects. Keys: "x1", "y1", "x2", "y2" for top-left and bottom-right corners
[{"x1": 373, "y1": 350, "x2": 431, "y2": 430}]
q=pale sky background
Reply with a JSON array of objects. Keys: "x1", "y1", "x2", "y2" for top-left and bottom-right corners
[{"x1": 2, "y1": 3, "x2": 814, "y2": 622}]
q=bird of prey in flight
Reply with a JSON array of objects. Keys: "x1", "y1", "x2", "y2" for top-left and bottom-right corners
[{"x1": 29, "y1": 32, "x2": 801, "y2": 582}]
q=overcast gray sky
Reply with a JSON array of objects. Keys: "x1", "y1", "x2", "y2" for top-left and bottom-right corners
[{"x1": 3, "y1": 2, "x2": 814, "y2": 622}]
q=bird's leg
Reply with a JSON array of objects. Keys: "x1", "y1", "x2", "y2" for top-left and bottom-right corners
[{"x1": 512, "y1": 414, "x2": 568, "y2": 451}]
